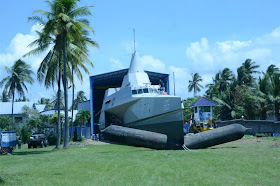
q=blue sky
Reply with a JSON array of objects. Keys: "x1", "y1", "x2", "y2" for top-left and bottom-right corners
[{"x1": 0, "y1": 0, "x2": 280, "y2": 103}]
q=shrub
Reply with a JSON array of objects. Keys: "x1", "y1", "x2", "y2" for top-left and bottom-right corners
[
  {"x1": 20, "y1": 125, "x2": 31, "y2": 144},
  {"x1": 78, "y1": 136, "x2": 84, "y2": 142},
  {"x1": 47, "y1": 131, "x2": 57, "y2": 146}
]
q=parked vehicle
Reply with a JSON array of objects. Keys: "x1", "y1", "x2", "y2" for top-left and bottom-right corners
[
  {"x1": 28, "y1": 133, "x2": 49, "y2": 148},
  {"x1": 0, "y1": 131, "x2": 16, "y2": 154}
]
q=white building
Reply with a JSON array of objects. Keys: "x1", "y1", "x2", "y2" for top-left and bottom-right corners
[{"x1": 0, "y1": 102, "x2": 45, "y2": 125}]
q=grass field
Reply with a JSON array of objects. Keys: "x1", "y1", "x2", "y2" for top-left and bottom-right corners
[{"x1": 1, "y1": 137, "x2": 280, "y2": 185}]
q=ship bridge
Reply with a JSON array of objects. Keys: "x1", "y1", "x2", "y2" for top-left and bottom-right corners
[{"x1": 89, "y1": 69, "x2": 170, "y2": 131}]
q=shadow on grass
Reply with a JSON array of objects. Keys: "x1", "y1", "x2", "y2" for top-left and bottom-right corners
[
  {"x1": 12, "y1": 150, "x2": 51, "y2": 156},
  {"x1": 210, "y1": 146, "x2": 238, "y2": 149},
  {"x1": 0, "y1": 177, "x2": 5, "y2": 184}
]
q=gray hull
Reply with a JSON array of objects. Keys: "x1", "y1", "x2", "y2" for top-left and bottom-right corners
[
  {"x1": 126, "y1": 110, "x2": 184, "y2": 143},
  {"x1": 104, "y1": 97, "x2": 184, "y2": 143}
]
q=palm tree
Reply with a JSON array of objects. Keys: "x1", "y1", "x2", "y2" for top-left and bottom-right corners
[
  {"x1": 0, "y1": 59, "x2": 34, "y2": 128},
  {"x1": 75, "y1": 109, "x2": 91, "y2": 138},
  {"x1": 70, "y1": 90, "x2": 88, "y2": 139},
  {"x1": 51, "y1": 90, "x2": 65, "y2": 109},
  {"x1": 27, "y1": 0, "x2": 96, "y2": 149},
  {"x1": 0, "y1": 90, "x2": 10, "y2": 102},
  {"x1": 71, "y1": 91, "x2": 87, "y2": 109},
  {"x1": 237, "y1": 59, "x2": 260, "y2": 86},
  {"x1": 219, "y1": 68, "x2": 235, "y2": 93},
  {"x1": 188, "y1": 73, "x2": 204, "y2": 97}
]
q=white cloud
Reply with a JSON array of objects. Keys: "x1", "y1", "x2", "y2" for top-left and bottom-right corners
[
  {"x1": 216, "y1": 40, "x2": 252, "y2": 53},
  {"x1": 0, "y1": 23, "x2": 45, "y2": 72},
  {"x1": 141, "y1": 55, "x2": 166, "y2": 72},
  {"x1": 256, "y1": 26, "x2": 280, "y2": 45},
  {"x1": 110, "y1": 58, "x2": 125, "y2": 70}
]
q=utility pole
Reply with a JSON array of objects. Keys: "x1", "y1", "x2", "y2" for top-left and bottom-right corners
[{"x1": 173, "y1": 72, "x2": 176, "y2": 96}]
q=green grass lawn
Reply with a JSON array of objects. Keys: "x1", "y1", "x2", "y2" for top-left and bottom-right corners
[{"x1": 1, "y1": 137, "x2": 280, "y2": 185}]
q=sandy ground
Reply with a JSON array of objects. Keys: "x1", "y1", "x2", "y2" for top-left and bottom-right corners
[{"x1": 69, "y1": 139, "x2": 111, "y2": 146}]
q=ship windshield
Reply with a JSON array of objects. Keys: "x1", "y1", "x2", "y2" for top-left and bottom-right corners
[
  {"x1": 143, "y1": 88, "x2": 149, "y2": 93},
  {"x1": 132, "y1": 90, "x2": 137, "y2": 95},
  {"x1": 137, "y1": 89, "x2": 143, "y2": 94}
]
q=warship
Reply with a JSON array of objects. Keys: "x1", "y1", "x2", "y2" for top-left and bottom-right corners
[{"x1": 99, "y1": 51, "x2": 184, "y2": 143}]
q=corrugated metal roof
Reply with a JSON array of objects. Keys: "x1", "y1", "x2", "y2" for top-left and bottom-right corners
[
  {"x1": 189, "y1": 97, "x2": 217, "y2": 108},
  {"x1": 40, "y1": 109, "x2": 78, "y2": 121},
  {"x1": 0, "y1": 102, "x2": 46, "y2": 115}
]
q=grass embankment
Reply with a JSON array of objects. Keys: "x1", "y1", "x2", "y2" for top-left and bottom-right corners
[{"x1": 0, "y1": 137, "x2": 280, "y2": 185}]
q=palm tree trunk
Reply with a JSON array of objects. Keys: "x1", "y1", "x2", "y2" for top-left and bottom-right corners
[
  {"x1": 12, "y1": 92, "x2": 15, "y2": 130},
  {"x1": 63, "y1": 32, "x2": 69, "y2": 149},
  {"x1": 56, "y1": 76, "x2": 61, "y2": 149},
  {"x1": 70, "y1": 67, "x2": 74, "y2": 140},
  {"x1": 80, "y1": 124, "x2": 82, "y2": 138}
]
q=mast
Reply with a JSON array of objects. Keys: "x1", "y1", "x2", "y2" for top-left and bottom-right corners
[{"x1": 133, "y1": 29, "x2": 136, "y2": 53}]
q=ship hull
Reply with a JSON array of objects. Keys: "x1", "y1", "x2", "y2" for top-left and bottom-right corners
[
  {"x1": 104, "y1": 96, "x2": 184, "y2": 143},
  {"x1": 125, "y1": 109, "x2": 184, "y2": 143}
]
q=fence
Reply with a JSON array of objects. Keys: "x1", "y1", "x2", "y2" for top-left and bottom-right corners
[{"x1": 216, "y1": 119, "x2": 280, "y2": 135}]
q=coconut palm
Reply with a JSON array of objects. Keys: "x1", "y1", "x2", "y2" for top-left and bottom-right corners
[
  {"x1": 237, "y1": 59, "x2": 260, "y2": 86},
  {"x1": 188, "y1": 73, "x2": 204, "y2": 97},
  {"x1": 51, "y1": 90, "x2": 65, "y2": 109},
  {"x1": 0, "y1": 90, "x2": 10, "y2": 102},
  {"x1": 27, "y1": 0, "x2": 97, "y2": 148},
  {"x1": 75, "y1": 110, "x2": 91, "y2": 138},
  {"x1": 0, "y1": 59, "x2": 34, "y2": 128}
]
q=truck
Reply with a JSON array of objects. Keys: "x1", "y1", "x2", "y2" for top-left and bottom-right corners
[{"x1": 0, "y1": 131, "x2": 17, "y2": 154}]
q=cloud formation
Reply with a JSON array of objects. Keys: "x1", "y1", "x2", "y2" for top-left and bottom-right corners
[{"x1": 185, "y1": 26, "x2": 280, "y2": 90}]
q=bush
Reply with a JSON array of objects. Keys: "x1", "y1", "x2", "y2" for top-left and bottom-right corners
[
  {"x1": 78, "y1": 136, "x2": 84, "y2": 142},
  {"x1": 20, "y1": 125, "x2": 31, "y2": 144},
  {"x1": 47, "y1": 131, "x2": 57, "y2": 145}
]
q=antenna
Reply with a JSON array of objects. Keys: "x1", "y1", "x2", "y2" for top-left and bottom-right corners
[{"x1": 133, "y1": 29, "x2": 136, "y2": 52}]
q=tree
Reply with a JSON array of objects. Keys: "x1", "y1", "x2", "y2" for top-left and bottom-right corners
[
  {"x1": 0, "y1": 59, "x2": 34, "y2": 128},
  {"x1": 183, "y1": 97, "x2": 199, "y2": 121},
  {"x1": 0, "y1": 90, "x2": 10, "y2": 102},
  {"x1": 75, "y1": 110, "x2": 91, "y2": 138},
  {"x1": 51, "y1": 90, "x2": 65, "y2": 109},
  {"x1": 37, "y1": 97, "x2": 52, "y2": 110},
  {"x1": 70, "y1": 90, "x2": 87, "y2": 140},
  {"x1": 237, "y1": 59, "x2": 260, "y2": 86},
  {"x1": 0, "y1": 116, "x2": 12, "y2": 130},
  {"x1": 28, "y1": 0, "x2": 97, "y2": 149},
  {"x1": 71, "y1": 91, "x2": 87, "y2": 110},
  {"x1": 188, "y1": 73, "x2": 204, "y2": 97}
]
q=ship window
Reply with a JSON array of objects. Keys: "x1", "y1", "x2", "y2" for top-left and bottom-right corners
[
  {"x1": 154, "y1": 89, "x2": 159, "y2": 94},
  {"x1": 149, "y1": 88, "x2": 153, "y2": 93},
  {"x1": 143, "y1": 88, "x2": 149, "y2": 93},
  {"x1": 137, "y1": 89, "x2": 143, "y2": 94},
  {"x1": 132, "y1": 90, "x2": 137, "y2": 95},
  {"x1": 105, "y1": 100, "x2": 111, "y2": 104}
]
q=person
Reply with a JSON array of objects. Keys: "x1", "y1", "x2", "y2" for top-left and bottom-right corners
[
  {"x1": 18, "y1": 138, "x2": 22, "y2": 149},
  {"x1": 94, "y1": 124, "x2": 101, "y2": 140},
  {"x1": 213, "y1": 119, "x2": 217, "y2": 128}
]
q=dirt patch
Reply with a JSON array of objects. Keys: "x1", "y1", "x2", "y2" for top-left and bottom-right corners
[{"x1": 69, "y1": 139, "x2": 111, "y2": 146}]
